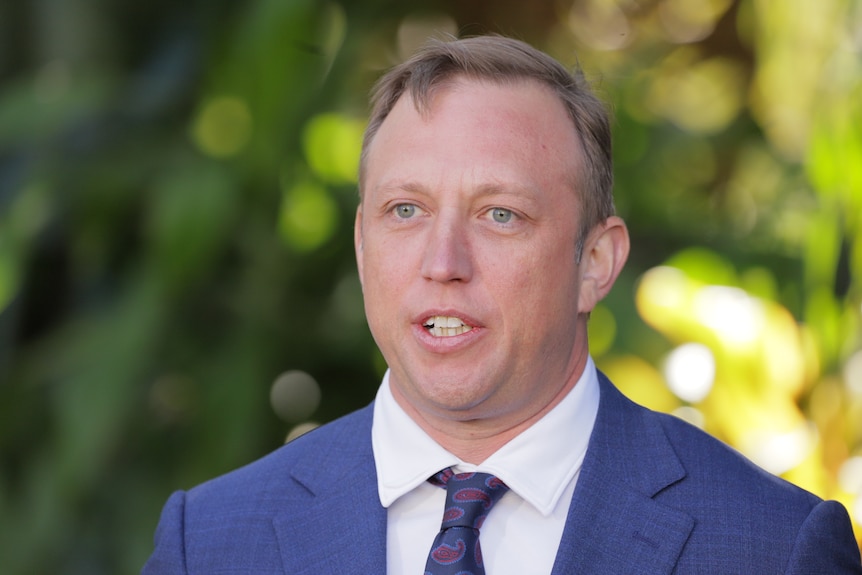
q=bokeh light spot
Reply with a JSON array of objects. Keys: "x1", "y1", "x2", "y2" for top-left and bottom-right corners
[
  {"x1": 838, "y1": 456, "x2": 862, "y2": 495},
  {"x1": 843, "y1": 350, "x2": 862, "y2": 396},
  {"x1": 666, "y1": 247, "x2": 736, "y2": 286},
  {"x1": 664, "y1": 342, "x2": 716, "y2": 403},
  {"x1": 286, "y1": 422, "x2": 320, "y2": 443},
  {"x1": 303, "y1": 113, "x2": 365, "y2": 185},
  {"x1": 568, "y1": 0, "x2": 633, "y2": 51},
  {"x1": 637, "y1": 265, "x2": 689, "y2": 311},
  {"x1": 270, "y1": 370, "x2": 322, "y2": 423},
  {"x1": 672, "y1": 405, "x2": 706, "y2": 429},
  {"x1": 192, "y1": 96, "x2": 253, "y2": 158},
  {"x1": 279, "y1": 180, "x2": 339, "y2": 252},
  {"x1": 743, "y1": 424, "x2": 815, "y2": 476},
  {"x1": 648, "y1": 53, "x2": 745, "y2": 133},
  {"x1": 600, "y1": 355, "x2": 680, "y2": 413},
  {"x1": 693, "y1": 286, "x2": 763, "y2": 346}
]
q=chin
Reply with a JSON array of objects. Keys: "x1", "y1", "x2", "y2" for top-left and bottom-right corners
[{"x1": 420, "y1": 381, "x2": 494, "y2": 412}]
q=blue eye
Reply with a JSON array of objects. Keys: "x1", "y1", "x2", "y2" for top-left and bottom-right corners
[
  {"x1": 394, "y1": 204, "x2": 416, "y2": 218},
  {"x1": 490, "y1": 208, "x2": 513, "y2": 223}
]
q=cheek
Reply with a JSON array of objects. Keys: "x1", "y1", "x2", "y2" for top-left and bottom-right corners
[
  {"x1": 361, "y1": 241, "x2": 412, "y2": 309},
  {"x1": 499, "y1": 250, "x2": 579, "y2": 317},
  {"x1": 368, "y1": 243, "x2": 409, "y2": 285},
  {"x1": 373, "y1": 227, "x2": 429, "y2": 275},
  {"x1": 501, "y1": 239, "x2": 574, "y2": 285}
]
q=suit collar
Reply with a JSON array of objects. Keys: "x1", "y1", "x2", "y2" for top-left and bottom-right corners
[
  {"x1": 552, "y1": 373, "x2": 694, "y2": 575},
  {"x1": 269, "y1": 374, "x2": 696, "y2": 574},
  {"x1": 273, "y1": 405, "x2": 387, "y2": 574}
]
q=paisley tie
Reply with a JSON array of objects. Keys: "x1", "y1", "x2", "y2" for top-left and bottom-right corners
[{"x1": 424, "y1": 469, "x2": 509, "y2": 575}]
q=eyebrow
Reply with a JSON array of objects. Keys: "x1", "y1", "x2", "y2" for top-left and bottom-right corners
[
  {"x1": 379, "y1": 180, "x2": 429, "y2": 196},
  {"x1": 373, "y1": 179, "x2": 542, "y2": 206}
]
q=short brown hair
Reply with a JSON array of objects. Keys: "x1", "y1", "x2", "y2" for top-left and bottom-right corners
[{"x1": 359, "y1": 35, "x2": 614, "y2": 257}]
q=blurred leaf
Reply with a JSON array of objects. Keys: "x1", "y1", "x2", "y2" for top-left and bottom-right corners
[
  {"x1": 145, "y1": 161, "x2": 238, "y2": 290},
  {"x1": 213, "y1": 0, "x2": 347, "y2": 172},
  {"x1": 0, "y1": 72, "x2": 114, "y2": 147},
  {"x1": 807, "y1": 84, "x2": 862, "y2": 230},
  {"x1": 803, "y1": 213, "x2": 841, "y2": 290},
  {"x1": 49, "y1": 276, "x2": 166, "y2": 490},
  {"x1": 0, "y1": 240, "x2": 20, "y2": 313}
]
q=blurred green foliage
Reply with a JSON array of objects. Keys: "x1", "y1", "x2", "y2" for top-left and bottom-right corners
[{"x1": 1, "y1": 0, "x2": 860, "y2": 572}]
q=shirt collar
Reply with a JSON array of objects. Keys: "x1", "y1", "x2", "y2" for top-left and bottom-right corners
[{"x1": 372, "y1": 358, "x2": 600, "y2": 516}]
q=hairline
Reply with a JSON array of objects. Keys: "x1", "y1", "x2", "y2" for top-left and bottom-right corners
[{"x1": 357, "y1": 37, "x2": 614, "y2": 259}]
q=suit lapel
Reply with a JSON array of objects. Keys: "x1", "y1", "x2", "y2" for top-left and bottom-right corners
[
  {"x1": 269, "y1": 375, "x2": 696, "y2": 574},
  {"x1": 272, "y1": 406, "x2": 387, "y2": 574},
  {"x1": 552, "y1": 374, "x2": 694, "y2": 575}
]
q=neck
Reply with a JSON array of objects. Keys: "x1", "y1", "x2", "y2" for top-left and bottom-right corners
[{"x1": 392, "y1": 360, "x2": 586, "y2": 464}]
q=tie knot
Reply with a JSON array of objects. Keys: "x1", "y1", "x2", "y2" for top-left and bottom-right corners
[{"x1": 430, "y1": 470, "x2": 509, "y2": 530}]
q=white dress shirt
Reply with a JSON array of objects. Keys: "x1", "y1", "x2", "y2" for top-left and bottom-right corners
[{"x1": 371, "y1": 357, "x2": 600, "y2": 575}]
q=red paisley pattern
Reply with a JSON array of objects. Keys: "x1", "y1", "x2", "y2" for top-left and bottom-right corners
[{"x1": 423, "y1": 469, "x2": 509, "y2": 575}]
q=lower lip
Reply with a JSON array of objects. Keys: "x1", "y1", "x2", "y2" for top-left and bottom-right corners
[{"x1": 412, "y1": 323, "x2": 485, "y2": 353}]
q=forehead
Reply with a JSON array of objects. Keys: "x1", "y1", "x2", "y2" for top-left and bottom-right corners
[{"x1": 364, "y1": 78, "x2": 582, "y2": 193}]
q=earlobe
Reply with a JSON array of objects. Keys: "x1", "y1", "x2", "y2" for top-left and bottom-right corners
[{"x1": 577, "y1": 216, "x2": 630, "y2": 314}]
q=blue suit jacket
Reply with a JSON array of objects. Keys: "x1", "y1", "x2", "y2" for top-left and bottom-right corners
[{"x1": 143, "y1": 373, "x2": 862, "y2": 574}]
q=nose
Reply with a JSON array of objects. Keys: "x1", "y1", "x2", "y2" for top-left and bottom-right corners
[{"x1": 420, "y1": 213, "x2": 473, "y2": 283}]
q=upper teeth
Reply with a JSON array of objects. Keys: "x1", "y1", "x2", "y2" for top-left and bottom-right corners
[{"x1": 424, "y1": 315, "x2": 472, "y2": 337}]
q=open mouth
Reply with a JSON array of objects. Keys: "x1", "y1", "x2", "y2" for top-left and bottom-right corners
[{"x1": 422, "y1": 315, "x2": 473, "y2": 337}]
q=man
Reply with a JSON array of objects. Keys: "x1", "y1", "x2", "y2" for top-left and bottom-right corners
[{"x1": 143, "y1": 35, "x2": 862, "y2": 574}]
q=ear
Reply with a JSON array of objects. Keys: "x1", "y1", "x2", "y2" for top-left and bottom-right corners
[
  {"x1": 354, "y1": 207, "x2": 365, "y2": 288},
  {"x1": 577, "y1": 216, "x2": 629, "y2": 314}
]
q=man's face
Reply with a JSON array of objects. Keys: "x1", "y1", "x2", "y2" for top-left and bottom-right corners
[{"x1": 356, "y1": 78, "x2": 596, "y2": 430}]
